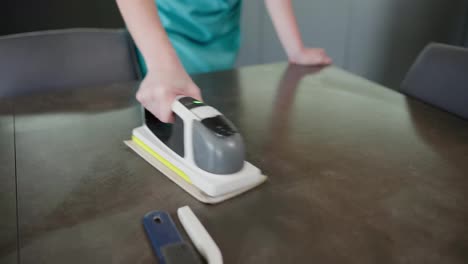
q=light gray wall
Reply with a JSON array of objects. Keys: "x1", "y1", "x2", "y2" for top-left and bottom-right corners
[
  {"x1": 236, "y1": 1, "x2": 264, "y2": 66},
  {"x1": 237, "y1": 0, "x2": 468, "y2": 89},
  {"x1": 261, "y1": 0, "x2": 350, "y2": 68},
  {"x1": 237, "y1": 0, "x2": 350, "y2": 68}
]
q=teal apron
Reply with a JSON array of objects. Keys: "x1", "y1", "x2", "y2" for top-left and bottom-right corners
[{"x1": 138, "y1": 0, "x2": 242, "y2": 75}]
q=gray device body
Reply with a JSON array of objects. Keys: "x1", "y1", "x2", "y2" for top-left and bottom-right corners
[{"x1": 145, "y1": 97, "x2": 245, "y2": 175}]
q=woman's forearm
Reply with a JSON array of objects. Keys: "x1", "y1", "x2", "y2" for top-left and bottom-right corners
[
  {"x1": 264, "y1": 0, "x2": 304, "y2": 59},
  {"x1": 116, "y1": 0, "x2": 183, "y2": 72}
]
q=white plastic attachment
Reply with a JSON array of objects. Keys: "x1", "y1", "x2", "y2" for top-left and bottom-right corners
[{"x1": 177, "y1": 206, "x2": 223, "y2": 264}]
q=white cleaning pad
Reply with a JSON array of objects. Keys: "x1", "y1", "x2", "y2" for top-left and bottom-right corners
[{"x1": 124, "y1": 140, "x2": 267, "y2": 204}]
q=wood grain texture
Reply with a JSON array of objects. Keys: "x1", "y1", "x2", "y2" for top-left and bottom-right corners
[{"x1": 11, "y1": 63, "x2": 468, "y2": 263}]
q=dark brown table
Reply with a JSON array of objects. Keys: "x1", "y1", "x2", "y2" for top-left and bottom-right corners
[
  {"x1": 3, "y1": 63, "x2": 468, "y2": 263},
  {"x1": 0, "y1": 101, "x2": 17, "y2": 264}
]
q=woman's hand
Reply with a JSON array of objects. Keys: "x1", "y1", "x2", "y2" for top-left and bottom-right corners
[
  {"x1": 289, "y1": 47, "x2": 332, "y2": 66},
  {"x1": 116, "y1": 0, "x2": 202, "y2": 122},
  {"x1": 264, "y1": 0, "x2": 333, "y2": 67},
  {"x1": 136, "y1": 69, "x2": 202, "y2": 123}
]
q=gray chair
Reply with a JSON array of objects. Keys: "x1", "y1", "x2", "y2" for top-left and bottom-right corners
[
  {"x1": 401, "y1": 43, "x2": 468, "y2": 120},
  {"x1": 0, "y1": 28, "x2": 141, "y2": 97}
]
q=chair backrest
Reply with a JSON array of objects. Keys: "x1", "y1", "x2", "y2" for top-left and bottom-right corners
[
  {"x1": 0, "y1": 28, "x2": 141, "y2": 97},
  {"x1": 401, "y1": 43, "x2": 468, "y2": 120}
]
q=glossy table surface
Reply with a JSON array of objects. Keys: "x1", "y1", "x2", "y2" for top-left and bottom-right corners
[
  {"x1": 2, "y1": 63, "x2": 468, "y2": 264},
  {"x1": 0, "y1": 101, "x2": 17, "y2": 264}
]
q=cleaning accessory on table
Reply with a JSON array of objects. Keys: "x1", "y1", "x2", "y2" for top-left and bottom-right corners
[
  {"x1": 143, "y1": 211, "x2": 202, "y2": 264},
  {"x1": 125, "y1": 96, "x2": 267, "y2": 204},
  {"x1": 178, "y1": 206, "x2": 223, "y2": 264}
]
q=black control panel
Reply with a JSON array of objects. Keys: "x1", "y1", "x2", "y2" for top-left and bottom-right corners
[
  {"x1": 201, "y1": 115, "x2": 238, "y2": 137},
  {"x1": 178, "y1": 97, "x2": 205, "y2": 110}
]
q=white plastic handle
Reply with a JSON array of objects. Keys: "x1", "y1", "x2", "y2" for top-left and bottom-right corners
[{"x1": 177, "y1": 206, "x2": 223, "y2": 264}]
